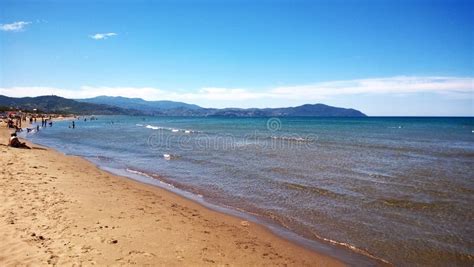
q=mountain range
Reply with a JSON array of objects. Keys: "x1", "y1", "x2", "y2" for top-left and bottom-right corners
[
  {"x1": 0, "y1": 95, "x2": 138, "y2": 115},
  {"x1": 0, "y1": 95, "x2": 367, "y2": 117},
  {"x1": 77, "y1": 96, "x2": 201, "y2": 111}
]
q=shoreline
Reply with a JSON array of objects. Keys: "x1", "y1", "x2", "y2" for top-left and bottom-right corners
[
  {"x1": 93, "y1": 164, "x2": 386, "y2": 266},
  {"x1": 0, "y1": 125, "x2": 349, "y2": 266}
]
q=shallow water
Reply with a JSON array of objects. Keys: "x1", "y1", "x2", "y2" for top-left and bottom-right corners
[{"x1": 26, "y1": 116, "x2": 474, "y2": 266}]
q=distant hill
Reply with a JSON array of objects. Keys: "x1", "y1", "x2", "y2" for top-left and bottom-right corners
[
  {"x1": 79, "y1": 96, "x2": 366, "y2": 117},
  {"x1": 207, "y1": 104, "x2": 366, "y2": 117},
  {"x1": 0, "y1": 95, "x2": 136, "y2": 115},
  {"x1": 1, "y1": 95, "x2": 367, "y2": 117},
  {"x1": 77, "y1": 96, "x2": 201, "y2": 113}
]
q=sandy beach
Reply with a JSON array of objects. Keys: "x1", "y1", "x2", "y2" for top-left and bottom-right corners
[{"x1": 0, "y1": 125, "x2": 343, "y2": 266}]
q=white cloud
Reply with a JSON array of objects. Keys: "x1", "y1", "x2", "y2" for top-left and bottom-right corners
[
  {"x1": 0, "y1": 76, "x2": 472, "y2": 107},
  {"x1": 168, "y1": 76, "x2": 473, "y2": 102},
  {"x1": 90, "y1": 32, "x2": 117, "y2": 40},
  {"x1": 0, "y1": 21, "x2": 31, "y2": 32}
]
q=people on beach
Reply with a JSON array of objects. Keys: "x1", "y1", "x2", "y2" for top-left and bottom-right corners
[
  {"x1": 7, "y1": 119, "x2": 14, "y2": 129},
  {"x1": 72, "y1": 121, "x2": 75, "y2": 129},
  {"x1": 8, "y1": 133, "x2": 31, "y2": 149},
  {"x1": 8, "y1": 119, "x2": 23, "y2": 132}
]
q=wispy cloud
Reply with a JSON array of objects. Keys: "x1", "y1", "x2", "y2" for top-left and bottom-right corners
[
  {"x1": 269, "y1": 76, "x2": 474, "y2": 99},
  {"x1": 0, "y1": 76, "x2": 472, "y2": 107},
  {"x1": 168, "y1": 76, "x2": 473, "y2": 102},
  {"x1": 90, "y1": 32, "x2": 117, "y2": 40},
  {"x1": 0, "y1": 21, "x2": 31, "y2": 32}
]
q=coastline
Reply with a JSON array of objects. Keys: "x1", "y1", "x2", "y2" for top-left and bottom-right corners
[{"x1": 0, "y1": 125, "x2": 345, "y2": 266}]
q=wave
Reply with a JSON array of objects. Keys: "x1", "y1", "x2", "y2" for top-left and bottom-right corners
[
  {"x1": 125, "y1": 168, "x2": 175, "y2": 188},
  {"x1": 145, "y1": 124, "x2": 164, "y2": 130},
  {"x1": 270, "y1": 136, "x2": 315, "y2": 142},
  {"x1": 143, "y1": 124, "x2": 200, "y2": 133},
  {"x1": 162, "y1": 153, "x2": 180, "y2": 160},
  {"x1": 145, "y1": 125, "x2": 160, "y2": 130},
  {"x1": 126, "y1": 168, "x2": 153, "y2": 178},
  {"x1": 309, "y1": 230, "x2": 391, "y2": 265}
]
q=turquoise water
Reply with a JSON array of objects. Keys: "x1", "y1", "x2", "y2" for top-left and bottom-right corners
[{"x1": 26, "y1": 116, "x2": 474, "y2": 266}]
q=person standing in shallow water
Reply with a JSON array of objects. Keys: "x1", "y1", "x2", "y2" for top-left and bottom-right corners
[{"x1": 72, "y1": 121, "x2": 75, "y2": 129}]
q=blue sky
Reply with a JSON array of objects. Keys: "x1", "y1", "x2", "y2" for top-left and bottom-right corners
[{"x1": 0, "y1": 0, "x2": 473, "y2": 115}]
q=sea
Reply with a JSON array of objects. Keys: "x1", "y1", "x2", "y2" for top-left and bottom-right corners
[{"x1": 24, "y1": 116, "x2": 474, "y2": 266}]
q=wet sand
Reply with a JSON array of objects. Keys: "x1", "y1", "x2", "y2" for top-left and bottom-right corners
[{"x1": 0, "y1": 125, "x2": 343, "y2": 266}]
